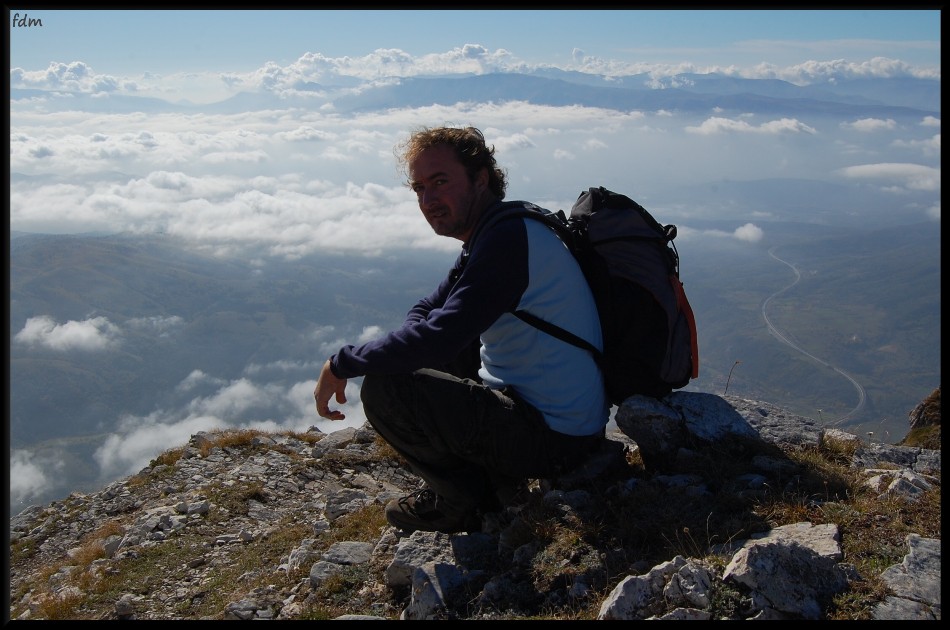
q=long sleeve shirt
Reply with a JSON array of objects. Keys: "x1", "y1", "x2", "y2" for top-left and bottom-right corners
[{"x1": 330, "y1": 200, "x2": 609, "y2": 436}]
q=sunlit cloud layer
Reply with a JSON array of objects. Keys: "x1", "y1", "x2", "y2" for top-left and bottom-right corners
[{"x1": 11, "y1": 96, "x2": 941, "y2": 259}]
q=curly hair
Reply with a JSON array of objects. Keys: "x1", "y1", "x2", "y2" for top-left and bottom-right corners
[{"x1": 397, "y1": 126, "x2": 507, "y2": 199}]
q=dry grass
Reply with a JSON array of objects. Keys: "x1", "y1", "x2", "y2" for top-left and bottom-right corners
[{"x1": 9, "y1": 425, "x2": 939, "y2": 621}]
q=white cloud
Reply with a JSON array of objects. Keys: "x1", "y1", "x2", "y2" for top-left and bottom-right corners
[
  {"x1": 357, "y1": 326, "x2": 384, "y2": 344},
  {"x1": 492, "y1": 132, "x2": 537, "y2": 153},
  {"x1": 892, "y1": 133, "x2": 940, "y2": 157},
  {"x1": 201, "y1": 149, "x2": 269, "y2": 164},
  {"x1": 10, "y1": 61, "x2": 123, "y2": 93},
  {"x1": 10, "y1": 43, "x2": 940, "y2": 106},
  {"x1": 183, "y1": 378, "x2": 284, "y2": 418},
  {"x1": 93, "y1": 376, "x2": 366, "y2": 480},
  {"x1": 276, "y1": 126, "x2": 337, "y2": 142},
  {"x1": 94, "y1": 412, "x2": 228, "y2": 479},
  {"x1": 275, "y1": 45, "x2": 518, "y2": 86},
  {"x1": 176, "y1": 369, "x2": 226, "y2": 392},
  {"x1": 920, "y1": 116, "x2": 940, "y2": 127},
  {"x1": 10, "y1": 449, "x2": 63, "y2": 507},
  {"x1": 14, "y1": 315, "x2": 121, "y2": 351},
  {"x1": 309, "y1": 325, "x2": 360, "y2": 356},
  {"x1": 842, "y1": 118, "x2": 897, "y2": 132},
  {"x1": 669, "y1": 224, "x2": 766, "y2": 246},
  {"x1": 685, "y1": 116, "x2": 816, "y2": 135},
  {"x1": 734, "y1": 223, "x2": 764, "y2": 242},
  {"x1": 742, "y1": 55, "x2": 940, "y2": 84},
  {"x1": 11, "y1": 159, "x2": 452, "y2": 256}
]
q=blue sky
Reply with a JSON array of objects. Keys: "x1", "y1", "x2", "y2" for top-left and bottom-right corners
[{"x1": 10, "y1": 9, "x2": 941, "y2": 77}]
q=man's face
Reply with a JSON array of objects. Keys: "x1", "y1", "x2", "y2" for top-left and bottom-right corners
[{"x1": 409, "y1": 144, "x2": 488, "y2": 242}]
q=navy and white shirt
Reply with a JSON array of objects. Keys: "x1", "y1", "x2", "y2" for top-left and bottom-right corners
[{"x1": 331, "y1": 200, "x2": 609, "y2": 437}]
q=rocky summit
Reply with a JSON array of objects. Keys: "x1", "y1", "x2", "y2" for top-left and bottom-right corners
[{"x1": 8, "y1": 392, "x2": 941, "y2": 621}]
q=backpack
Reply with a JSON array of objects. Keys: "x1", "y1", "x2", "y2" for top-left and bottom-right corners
[{"x1": 471, "y1": 186, "x2": 699, "y2": 405}]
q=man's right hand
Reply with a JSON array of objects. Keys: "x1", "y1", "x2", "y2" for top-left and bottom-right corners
[{"x1": 314, "y1": 359, "x2": 347, "y2": 420}]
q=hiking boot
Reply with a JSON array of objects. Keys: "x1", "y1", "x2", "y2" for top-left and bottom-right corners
[{"x1": 385, "y1": 488, "x2": 481, "y2": 534}]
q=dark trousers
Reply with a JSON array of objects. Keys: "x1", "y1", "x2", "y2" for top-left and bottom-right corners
[{"x1": 360, "y1": 367, "x2": 603, "y2": 514}]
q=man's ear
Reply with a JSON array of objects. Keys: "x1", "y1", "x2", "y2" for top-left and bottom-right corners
[{"x1": 475, "y1": 166, "x2": 489, "y2": 192}]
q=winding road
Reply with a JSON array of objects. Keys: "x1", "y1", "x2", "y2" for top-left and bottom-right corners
[{"x1": 763, "y1": 247, "x2": 866, "y2": 424}]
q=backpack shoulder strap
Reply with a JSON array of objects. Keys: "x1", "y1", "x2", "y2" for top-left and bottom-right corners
[
  {"x1": 512, "y1": 308, "x2": 603, "y2": 363},
  {"x1": 463, "y1": 201, "x2": 603, "y2": 364},
  {"x1": 468, "y1": 202, "x2": 573, "y2": 252},
  {"x1": 461, "y1": 202, "x2": 574, "y2": 274}
]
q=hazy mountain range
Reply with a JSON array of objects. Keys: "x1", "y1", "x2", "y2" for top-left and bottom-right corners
[
  {"x1": 9, "y1": 70, "x2": 941, "y2": 117},
  {"x1": 9, "y1": 211, "x2": 940, "y2": 513}
]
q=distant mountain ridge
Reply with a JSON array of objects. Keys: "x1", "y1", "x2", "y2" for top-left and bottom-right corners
[
  {"x1": 11, "y1": 70, "x2": 940, "y2": 117},
  {"x1": 331, "y1": 73, "x2": 938, "y2": 118}
]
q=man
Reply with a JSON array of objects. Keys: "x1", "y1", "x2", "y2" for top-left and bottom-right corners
[{"x1": 314, "y1": 126, "x2": 609, "y2": 534}]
